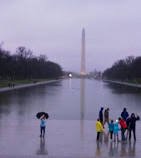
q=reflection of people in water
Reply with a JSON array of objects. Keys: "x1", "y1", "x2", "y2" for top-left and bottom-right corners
[
  {"x1": 36, "y1": 137, "x2": 48, "y2": 155},
  {"x1": 108, "y1": 141, "x2": 119, "y2": 157},
  {"x1": 120, "y1": 142, "x2": 127, "y2": 157},
  {"x1": 98, "y1": 129, "x2": 109, "y2": 142},
  {"x1": 128, "y1": 142, "x2": 136, "y2": 157},
  {"x1": 108, "y1": 140, "x2": 136, "y2": 157},
  {"x1": 95, "y1": 141, "x2": 102, "y2": 157},
  {"x1": 108, "y1": 142, "x2": 114, "y2": 157},
  {"x1": 103, "y1": 131, "x2": 109, "y2": 144}
]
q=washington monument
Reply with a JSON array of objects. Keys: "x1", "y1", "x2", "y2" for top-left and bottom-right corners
[{"x1": 81, "y1": 28, "x2": 86, "y2": 75}]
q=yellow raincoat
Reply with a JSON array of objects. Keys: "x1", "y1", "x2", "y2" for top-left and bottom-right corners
[{"x1": 96, "y1": 121, "x2": 104, "y2": 132}]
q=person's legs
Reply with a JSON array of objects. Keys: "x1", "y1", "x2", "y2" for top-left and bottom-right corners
[
  {"x1": 121, "y1": 129, "x2": 125, "y2": 141},
  {"x1": 103, "y1": 118, "x2": 108, "y2": 126},
  {"x1": 40, "y1": 126, "x2": 43, "y2": 137},
  {"x1": 117, "y1": 134, "x2": 120, "y2": 142},
  {"x1": 42, "y1": 127, "x2": 45, "y2": 137},
  {"x1": 114, "y1": 134, "x2": 116, "y2": 142},
  {"x1": 129, "y1": 128, "x2": 132, "y2": 140},
  {"x1": 110, "y1": 131, "x2": 113, "y2": 139},
  {"x1": 126, "y1": 129, "x2": 129, "y2": 140},
  {"x1": 133, "y1": 128, "x2": 136, "y2": 141},
  {"x1": 107, "y1": 119, "x2": 109, "y2": 125},
  {"x1": 105, "y1": 119, "x2": 108, "y2": 125},
  {"x1": 99, "y1": 131, "x2": 103, "y2": 141},
  {"x1": 110, "y1": 132, "x2": 112, "y2": 139},
  {"x1": 100, "y1": 118, "x2": 103, "y2": 124},
  {"x1": 123, "y1": 129, "x2": 125, "y2": 140},
  {"x1": 111, "y1": 132, "x2": 113, "y2": 140},
  {"x1": 105, "y1": 118, "x2": 109, "y2": 125},
  {"x1": 97, "y1": 132, "x2": 100, "y2": 140},
  {"x1": 103, "y1": 119, "x2": 106, "y2": 127}
]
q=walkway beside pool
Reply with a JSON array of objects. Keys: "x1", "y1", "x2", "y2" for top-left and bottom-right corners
[
  {"x1": 104, "y1": 80, "x2": 141, "y2": 89},
  {"x1": 0, "y1": 80, "x2": 60, "y2": 93}
]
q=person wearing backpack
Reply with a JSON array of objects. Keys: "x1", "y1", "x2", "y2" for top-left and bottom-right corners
[{"x1": 119, "y1": 117, "x2": 127, "y2": 141}]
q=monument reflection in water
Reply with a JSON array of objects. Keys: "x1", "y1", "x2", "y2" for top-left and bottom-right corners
[{"x1": 80, "y1": 78, "x2": 85, "y2": 139}]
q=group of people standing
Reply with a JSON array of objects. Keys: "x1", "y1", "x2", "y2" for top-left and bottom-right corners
[{"x1": 96, "y1": 107, "x2": 140, "y2": 142}]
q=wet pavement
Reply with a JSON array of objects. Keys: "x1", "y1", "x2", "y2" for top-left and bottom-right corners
[
  {"x1": 0, "y1": 120, "x2": 140, "y2": 158},
  {"x1": 0, "y1": 79, "x2": 141, "y2": 157}
]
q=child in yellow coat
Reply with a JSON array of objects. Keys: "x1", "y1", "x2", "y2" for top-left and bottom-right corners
[{"x1": 96, "y1": 118, "x2": 104, "y2": 140}]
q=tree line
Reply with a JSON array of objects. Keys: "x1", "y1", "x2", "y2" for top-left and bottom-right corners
[
  {"x1": 0, "y1": 46, "x2": 62, "y2": 80},
  {"x1": 103, "y1": 56, "x2": 141, "y2": 81}
]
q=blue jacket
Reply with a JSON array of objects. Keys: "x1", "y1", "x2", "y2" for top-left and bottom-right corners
[
  {"x1": 41, "y1": 119, "x2": 46, "y2": 127},
  {"x1": 113, "y1": 123, "x2": 120, "y2": 134},
  {"x1": 121, "y1": 110, "x2": 129, "y2": 121},
  {"x1": 109, "y1": 122, "x2": 114, "y2": 132}
]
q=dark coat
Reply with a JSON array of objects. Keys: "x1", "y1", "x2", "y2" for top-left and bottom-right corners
[
  {"x1": 128, "y1": 116, "x2": 140, "y2": 129},
  {"x1": 121, "y1": 110, "x2": 129, "y2": 121},
  {"x1": 104, "y1": 109, "x2": 109, "y2": 119},
  {"x1": 99, "y1": 109, "x2": 103, "y2": 119}
]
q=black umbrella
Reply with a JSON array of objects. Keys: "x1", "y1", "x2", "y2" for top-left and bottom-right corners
[{"x1": 36, "y1": 112, "x2": 49, "y2": 119}]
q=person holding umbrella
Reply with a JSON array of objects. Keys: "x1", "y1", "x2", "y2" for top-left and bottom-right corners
[
  {"x1": 40, "y1": 115, "x2": 46, "y2": 137},
  {"x1": 36, "y1": 112, "x2": 49, "y2": 138}
]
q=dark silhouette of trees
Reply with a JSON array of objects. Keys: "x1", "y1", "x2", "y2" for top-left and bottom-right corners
[
  {"x1": 103, "y1": 56, "x2": 141, "y2": 81},
  {"x1": 0, "y1": 46, "x2": 62, "y2": 80}
]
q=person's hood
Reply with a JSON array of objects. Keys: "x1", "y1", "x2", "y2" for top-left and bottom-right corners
[
  {"x1": 131, "y1": 113, "x2": 135, "y2": 117},
  {"x1": 120, "y1": 119, "x2": 124, "y2": 123},
  {"x1": 114, "y1": 123, "x2": 118, "y2": 127}
]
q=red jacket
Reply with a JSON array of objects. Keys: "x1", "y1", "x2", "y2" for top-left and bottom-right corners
[{"x1": 119, "y1": 119, "x2": 127, "y2": 129}]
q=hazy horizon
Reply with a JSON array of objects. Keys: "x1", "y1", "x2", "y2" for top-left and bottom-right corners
[{"x1": 1, "y1": 0, "x2": 141, "y2": 73}]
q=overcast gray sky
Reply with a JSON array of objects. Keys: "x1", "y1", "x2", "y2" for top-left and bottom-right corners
[{"x1": 0, "y1": 0, "x2": 141, "y2": 73}]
